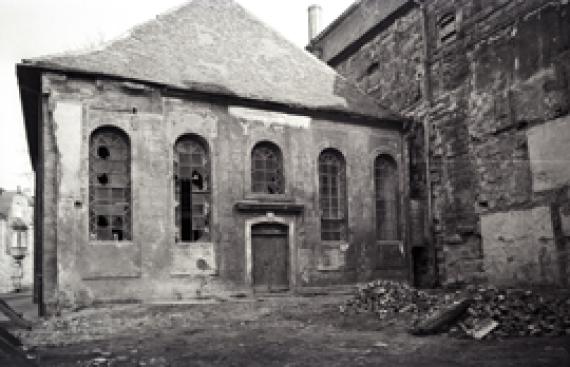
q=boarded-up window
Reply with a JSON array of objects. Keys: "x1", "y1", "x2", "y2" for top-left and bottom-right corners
[
  {"x1": 174, "y1": 135, "x2": 211, "y2": 242},
  {"x1": 89, "y1": 127, "x2": 131, "y2": 241},
  {"x1": 375, "y1": 155, "x2": 399, "y2": 240},
  {"x1": 251, "y1": 142, "x2": 284, "y2": 194},
  {"x1": 319, "y1": 149, "x2": 347, "y2": 241}
]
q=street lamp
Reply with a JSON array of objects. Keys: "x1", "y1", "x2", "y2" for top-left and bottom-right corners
[{"x1": 10, "y1": 218, "x2": 28, "y2": 293}]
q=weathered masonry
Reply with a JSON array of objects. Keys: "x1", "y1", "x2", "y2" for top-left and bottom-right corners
[
  {"x1": 309, "y1": 0, "x2": 570, "y2": 287},
  {"x1": 17, "y1": 0, "x2": 416, "y2": 313}
]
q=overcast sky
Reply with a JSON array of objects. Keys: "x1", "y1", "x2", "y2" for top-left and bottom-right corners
[{"x1": 0, "y1": 0, "x2": 353, "y2": 191}]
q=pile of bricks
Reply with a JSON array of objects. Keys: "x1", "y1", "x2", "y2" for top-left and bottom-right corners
[
  {"x1": 340, "y1": 280, "x2": 447, "y2": 319},
  {"x1": 454, "y1": 286, "x2": 570, "y2": 338},
  {"x1": 340, "y1": 281, "x2": 570, "y2": 339}
]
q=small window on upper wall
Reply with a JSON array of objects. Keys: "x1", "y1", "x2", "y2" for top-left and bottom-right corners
[
  {"x1": 437, "y1": 11, "x2": 457, "y2": 45},
  {"x1": 174, "y1": 135, "x2": 211, "y2": 243},
  {"x1": 89, "y1": 126, "x2": 131, "y2": 241},
  {"x1": 251, "y1": 142, "x2": 284, "y2": 194}
]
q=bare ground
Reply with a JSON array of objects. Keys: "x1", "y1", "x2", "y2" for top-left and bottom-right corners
[{"x1": 11, "y1": 295, "x2": 570, "y2": 366}]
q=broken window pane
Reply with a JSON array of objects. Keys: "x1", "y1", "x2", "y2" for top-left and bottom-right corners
[
  {"x1": 319, "y1": 149, "x2": 347, "y2": 241},
  {"x1": 251, "y1": 142, "x2": 284, "y2": 194},
  {"x1": 89, "y1": 127, "x2": 131, "y2": 241},
  {"x1": 375, "y1": 155, "x2": 399, "y2": 240},
  {"x1": 174, "y1": 135, "x2": 211, "y2": 242}
]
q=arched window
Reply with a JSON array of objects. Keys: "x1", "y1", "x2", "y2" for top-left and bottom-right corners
[
  {"x1": 318, "y1": 149, "x2": 347, "y2": 241},
  {"x1": 375, "y1": 155, "x2": 399, "y2": 240},
  {"x1": 251, "y1": 142, "x2": 284, "y2": 194},
  {"x1": 89, "y1": 127, "x2": 131, "y2": 241},
  {"x1": 174, "y1": 135, "x2": 211, "y2": 242}
]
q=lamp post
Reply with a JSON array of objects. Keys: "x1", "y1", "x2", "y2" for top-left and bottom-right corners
[{"x1": 10, "y1": 218, "x2": 28, "y2": 293}]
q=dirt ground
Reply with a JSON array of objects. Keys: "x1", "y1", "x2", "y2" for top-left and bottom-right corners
[{"x1": 8, "y1": 295, "x2": 570, "y2": 366}]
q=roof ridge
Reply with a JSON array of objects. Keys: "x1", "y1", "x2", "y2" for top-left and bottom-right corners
[{"x1": 20, "y1": 0, "x2": 403, "y2": 122}]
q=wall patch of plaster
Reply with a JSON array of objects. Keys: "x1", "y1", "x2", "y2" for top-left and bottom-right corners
[
  {"x1": 527, "y1": 116, "x2": 570, "y2": 192},
  {"x1": 229, "y1": 106, "x2": 311, "y2": 129},
  {"x1": 481, "y1": 206, "x2": 558, "y2": 285},
  {"x1": 54, "y1": 101, "x2": 83, "y2": 197},
  {"x1": 171, "y1": 242, "x2": 217, "y2": 276}
]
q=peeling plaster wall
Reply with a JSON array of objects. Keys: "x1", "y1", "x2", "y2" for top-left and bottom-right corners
[
  {"x1": 40, "y1": 74, "x2": 406, "y2": 306},
  {"x1": 314, "y1": 0, "x2": 570, "y2": 286}
]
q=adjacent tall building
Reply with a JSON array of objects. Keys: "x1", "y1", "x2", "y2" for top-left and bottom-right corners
[{"x1": 309, "y1": 0, "x2": 570, "y2": 287}]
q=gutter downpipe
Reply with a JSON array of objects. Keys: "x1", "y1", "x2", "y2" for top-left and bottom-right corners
[{"x1": 414, "y1": 0, "x2": 437, "y2": 287}]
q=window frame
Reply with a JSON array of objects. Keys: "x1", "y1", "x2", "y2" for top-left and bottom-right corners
[
  {"x1": 250, "y1": 141, "x2": 285, "y2": 196},
  {"x1": 88, "y1": 126, "x2": 132, "y2": 242},
  {"x1": 374, "y1": 154, "x2": 400, "y2": 241},
  {"x1": 318, "y1": 148, "x2": 347, "y2": 242},
  {"x1": 173, "y1": 134, "x2": 212, "y2": 244}
]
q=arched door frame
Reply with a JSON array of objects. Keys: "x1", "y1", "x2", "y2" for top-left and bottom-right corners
[{"x1": 245, "y1": 213, "x2": 297, "y2": 290}]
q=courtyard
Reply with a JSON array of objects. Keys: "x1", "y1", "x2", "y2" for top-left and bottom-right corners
[{"x1": 7, "y1": 294, "x2": 569, "y2": 366}]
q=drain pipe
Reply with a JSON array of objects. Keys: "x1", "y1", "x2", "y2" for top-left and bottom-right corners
[{"x1": 413, "y1": 0, "x2": 437, "y2": 286}]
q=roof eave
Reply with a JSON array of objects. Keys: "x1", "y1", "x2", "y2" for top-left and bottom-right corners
[
  {"x1": 18, "y1": 62, "x2": 406, "y2": 128},
  {"x1": 16, "y1": 63, "x2": 42, "y2": 171}
]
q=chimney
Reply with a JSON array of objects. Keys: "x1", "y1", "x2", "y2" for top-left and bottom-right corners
[{"x1": 308, "y1": 4, "x2": 322, "y2": 41}]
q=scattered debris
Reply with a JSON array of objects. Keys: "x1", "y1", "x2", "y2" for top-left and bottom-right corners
[
  {"x1": 341, "y1": 280, "x2": 570, "y2": 339},
  {"x1": 410, "y1": 298, "x2": 472, "y2": 336},
  {"x1": 465, "y1": 318, "x2": 499, "y2": 340}
]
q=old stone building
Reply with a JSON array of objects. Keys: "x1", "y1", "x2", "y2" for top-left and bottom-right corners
[
  {"x1": 17, "y1": 0, "x2": 414, "y2": 313},
  {"x1": 309, "y1": 0, "x2": 570, "y2": 287}
]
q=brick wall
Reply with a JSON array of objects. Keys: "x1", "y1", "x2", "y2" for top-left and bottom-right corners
[{"x1": 317, "y1": 0, "x2": 570, "y2": 286}]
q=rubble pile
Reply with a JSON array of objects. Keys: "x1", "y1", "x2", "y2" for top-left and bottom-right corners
[
  {"x1": 456, "y1": 286, "x2": 570, "y2": 338},
  {"x1": 341, "y1": 280, "x2": 570, "y2": 339},
  {"x1": 340, "y1": 280, "x2": 449, "y2": 319}
]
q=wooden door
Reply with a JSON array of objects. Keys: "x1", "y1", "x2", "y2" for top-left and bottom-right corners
[{"x1": 252, "y1": 223, "x2": 289, "y2": 292}]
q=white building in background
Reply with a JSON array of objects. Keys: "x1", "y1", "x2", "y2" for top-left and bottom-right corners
[{"x1": 0, "y1": 188, "x2": 34, "y2": 293}]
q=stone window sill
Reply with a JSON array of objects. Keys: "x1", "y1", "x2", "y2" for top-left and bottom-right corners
[{"x1": 89, "y1": 240, "x2": 134, "y2": 247}]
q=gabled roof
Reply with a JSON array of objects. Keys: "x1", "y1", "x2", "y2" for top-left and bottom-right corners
[{"x1": 20, "y1": 0, "x2": 401, "y2": 122}]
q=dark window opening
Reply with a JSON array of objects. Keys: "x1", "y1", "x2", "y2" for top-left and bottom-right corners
[
  {"x1": 97, "y1": 215, "x2": 109, "y2": 227},
  {"x1": 97, "y1": 146, "x2": 110, "y2": 159},
  {"x1": 319, "y1": 149, "x2": 347, "y2": 241},
  {"x1": 89, "y1": 127, "x2": 131, "y2": 241},
  {"x1": 174, "y1": 135, "x2": 211, "y2": 243},
  {"x1": 112, "y1": 229, "x2": 124, "y2": 241},
  {"x1": 366, "y1": 62, "x2": 379, "y2": 75},
  {"x1": 191, "y1": 170, "x2": 204, "y2": 191},
  {"x1": 180, "y1": 179, "x2": 193, "y2": 241},
  {"x1": 375, "y1": 155, "x2": 399, "y2": 241},
  {"x1": 251, "y1": 142, "x2": 284, "y2": 194},
  {"x1": 97, "y1": 173, "x2": 109, "y2": 185}
]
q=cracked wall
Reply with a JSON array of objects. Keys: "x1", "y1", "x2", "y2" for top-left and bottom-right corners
[
  {"x1": 318, "y1": 0, "x2": 570, "y2": 286},
  {"x1": 39, "y1": 74, "x2": 406, "y2": 308}
]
